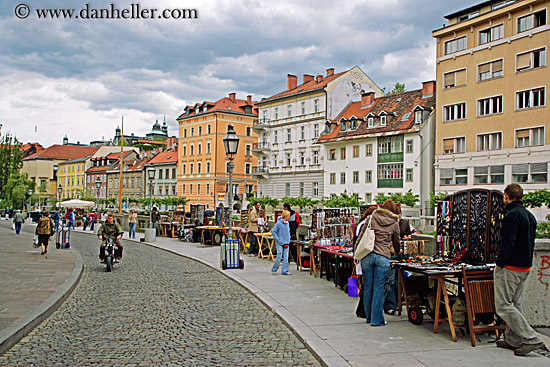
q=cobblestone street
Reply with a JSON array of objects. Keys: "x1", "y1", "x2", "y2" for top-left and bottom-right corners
[{"x1": 0, "y1": 232, "x2": 321, "y2": 366}]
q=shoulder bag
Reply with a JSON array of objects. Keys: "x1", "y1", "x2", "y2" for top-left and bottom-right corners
[{"x1": 353, "y1": 216, "x2": 375, "y2": 261}]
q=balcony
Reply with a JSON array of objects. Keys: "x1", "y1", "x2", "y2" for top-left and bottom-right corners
[
  {"x1": 252, "y1": 142, "x2": 270, "y2": 154},
  {"x1": 252, "y1": 166, "x2": 269, "y2": 175},
  {"x1": 377, "y1": 178, "x2": 403, "y2": 188},
  {"x1": 378, "y1": 152, "x2": 404, "y2": 163},
  {"x1": 252, "y1": 118, "x2": 270, "y2": 131}
]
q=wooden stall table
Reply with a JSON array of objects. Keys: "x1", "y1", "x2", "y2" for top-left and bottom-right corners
[
  {"x1": 255, "y1": 233, "x2": 275, "y2": 260},
  {"x1": 319, "y1": 246, "x2": 354, "y2": 287},
  {"x1": 235, "y1": 228, "x2": 250, "y2": 254},
  {"x1": 158, "y1": 222, "x2": 179, "y2": 238},
  {"x1": 290, "y1": 240, "x2": 314, "y2": 272},
  {"x1": 196, "y1": 226, "x2": 225, "y2": 246}
]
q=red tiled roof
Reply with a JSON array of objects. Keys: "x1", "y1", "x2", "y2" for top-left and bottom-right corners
[
  {"x1": 177, "y1": 96, "x2": 258, "y2": 119},
  {"x1": 145, "y1": 150, "x2": 178, "y2": 165},
  {"x1": 127, "y1": 158, "x2": 151, "y2": 172},
  {"x1": 24, "y1": 144, "x2": 98, "y2": 160},
  {"x1": 86, "y1": 162, "x2": 117, "y2": 173},
  {"x1": 317, "y1": 89, "x2": 436, "y2": 144},
  {"x1": 261, "y1": 71, "x2": 345, "y2": 103}
]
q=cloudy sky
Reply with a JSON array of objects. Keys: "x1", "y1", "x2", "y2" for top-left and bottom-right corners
[{"x1": 0, "y1": 0, "x2": 479, "y2": 146}]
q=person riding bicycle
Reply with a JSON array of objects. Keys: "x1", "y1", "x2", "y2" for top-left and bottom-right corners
[{"x1": 97, "y1": 212, "x2": 124, "y2": 261}]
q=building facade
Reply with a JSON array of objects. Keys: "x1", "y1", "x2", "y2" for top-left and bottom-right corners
[
  {"x1": 253, "y1": 67, "x2": 383, "y2": 200},
  {"x1": 144, "y1": 148, "x2": 179, "y2": 206},
  {"x1": 317, "y1": 82, "x2": 436, "y2": 212},
  {"x1": 432, "y1": 0, "x2": 549, "y2": 194},
  {"x1": 58, "y1": 155, "x2": 94, "y2": 199},
  {"x1": 177, "y1": 93, "x2": 258, "y2": 210}
]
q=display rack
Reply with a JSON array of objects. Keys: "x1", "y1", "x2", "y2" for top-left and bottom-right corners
[{"x1": 311, "y1": 208, "x2": 356, "y2": 246}]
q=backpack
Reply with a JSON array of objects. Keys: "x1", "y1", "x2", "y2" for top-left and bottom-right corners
[{"x1": 36, "y1": 217, "x2": 52, "y2": 235}]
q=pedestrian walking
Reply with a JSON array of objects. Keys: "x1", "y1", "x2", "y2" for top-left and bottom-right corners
[
  {"x1": 151, "y1": 207, "x2": 160, "y2": 236},
  {"x1": 283, "y1": 203, "x2": 301, "y2": 262},
  {"x1": 36, "y1": 210, "x2": 54, "y2": 256},
  {"x1": 247, "y1": 201, "x2": 262, "y2": 256},
  {"x1": 494, "y1": 183, "x2": 548, "y2": 356},
  {"x1": 360, "y1": 200, "x2": 400, "y2": 326},
  {"x1": 128, "y1": 209, "x2": 137, "y2": 239},
  {"x1": 13, "y1": 210, "x2": 25, "y2": 234},
  {"x1": 271, "y1": 210, "x2": 291, "y2": 275},
  {"x1": 89, "y1": 211, "x2": 97, "y2": 231},
  {"x1": 82, "y1": 212, "x2": 89, "y2": 231}
]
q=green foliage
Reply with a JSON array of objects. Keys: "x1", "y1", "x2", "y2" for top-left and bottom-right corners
[
  {"x1": 248, "y1": 196, "x2": 279, "y2": 208},
  {"x1": 280, "y1": 196, "x2": 319, "y2": 209},
  {"x1": 0, "y1": 133, "x2": 24, "y2": 195},
  {"x1": 536, "y1": 216, "x2": 550, "y2": 238},
  {"x1": 523, "y1": 189, "x2": 550, "y2": 209},
  {"x1": 374, "y1": 190, "x2": 419, "y2": 207},
  {"x1": 0, "y1": 172, "x2": 35, "y2": 209},
  {"x1": 322, "y1": 193, "x2": 363, "y2": 208},
  {"x1": 430, "y1": 192, "x2": 449, "y2": 208},
  {"x1": 134, "y1": 143, "x2": 157, "y2": 151},
  {"x1": 384, "y1": 82, "x2": 406, "y2": 95}
]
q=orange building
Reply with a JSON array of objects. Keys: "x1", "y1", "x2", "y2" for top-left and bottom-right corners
[{"x1": 177, "y1": 93, "x2": 258, "y2": 210}]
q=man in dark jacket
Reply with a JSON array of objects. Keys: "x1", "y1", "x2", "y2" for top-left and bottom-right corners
[
  {"x1": 283, "y1": 203, "x2": 300, "y2": 263},
  {"x1": 494, "y1": 184, "x2": 546, "y2": 356},
  {"x1": 97, "y1": 213, "x2": 124, "y2": 261}
]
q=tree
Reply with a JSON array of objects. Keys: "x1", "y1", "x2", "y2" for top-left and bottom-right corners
[
  {"x1": 280, "y1": 196, "x2": 319, "y2": 209},
  {"x1": 384, "y1": 82, "x2": 406, "y2": 95},
  {"x1": 248, "y1": 196, "x2": 279, "y2": 208},
  {"x1": 0, "y1": 172, "x2": 35, "y2": 209},
  {"x1": 374, "y1": 190, "x2": 420, "y2": 207},
  {"x1": 430, "y1": 192, "x2": 449, "y2": 208},
  {"x1": 0, "y1": 133, "x2": 24, "y2": 195},
  {"x1": 322, "y1": 193, "x2": 363, "y2": 208},
  {"x1": 522, "y1": 189, "x2": 550, "y2": 209}
]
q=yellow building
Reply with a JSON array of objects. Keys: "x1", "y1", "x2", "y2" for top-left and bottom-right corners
[
  {"x1": 57, "y1": 155, "x2": 95, "y2": 199},
  {"x1": 432, "y1": 0, "x2": 549, "y2": 193},
  {"x1": 177, "y1": 93, "x2": 258, "y2": 210}
]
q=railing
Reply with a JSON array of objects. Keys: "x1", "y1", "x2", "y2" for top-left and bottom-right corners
[
  {"x1": 252, "y1": 166, "x2": 269, "y2": 174},
  {"x1": 252, "y1": 142, "x2": 270, "y2": 151},
  {"x1": 253, "y1": 118, "x2": 270, "y2": 128}
]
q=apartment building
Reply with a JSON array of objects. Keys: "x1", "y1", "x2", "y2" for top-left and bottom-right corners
[
  {"x1": 144, "y1": 148, "x2": 179, "y2": 203},
  {"x1": 432, "y1": 0, "x2": 549, "y2": 193},
  {"x1": 58, "y1": 155, "x2": 94, "y2": 199},
  {"x1": 177, "y1": 93, "x2": 258, "y2": 210},
  {"x1": 253, "y1": 67, "x2": 383, "y2": 200},
  {"x1": 317, "y1": 82, "x2": 436, "y2": 211}
]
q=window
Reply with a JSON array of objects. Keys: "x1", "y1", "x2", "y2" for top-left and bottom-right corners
[
  {"x1": 314, "y1": 99, "x2": 319, "y2": 113},
  {"x1": 274, "y1": 131, "x2": 278, "y2": 144},
  {"x1": 377, "y1": 164, "x2": 403, "y2": 180},
  {"x1": 516, "y1": 87, "x2": 545, "y2": 110},
  {"x1": 198, "y1": 126, "x2": 202, "y2": 136},
  {"x1": 455, "y1": 168, "x2": 468, "y2": 185},
  {"x1": 365, "y1": 170, "x2": 372, "y2": 183},
  {"x1": 190, "y1": 144, "x2": 194, "y2": 155},
  {"x1": 287, "y1": 104, "x2": 292, "y2": 117},
  {"x1": 445, "y1": 36, "x2": 467, "y2": 55},
  {"x1": 286, "y1": 128, "x2": 292, "y2": 142},
  {"x1": 353, "y1": 145, "x2": 359, "y2": 158},
  {"x1": 207, "y1": 142, "x2": 211, "y2": 154},
  {"x1": 492, "y1": 1, "x2": 515, "y2": 11},
  {"x1": 365, "y1": 144, "x2": 372, "y2": 156},
  {"x1": 378, "y1": 136, "x2": 403, "y2": 154},
  {"x1": 365, "y1": 193, "x2": 372, "y2": 203},
  {"x1": 368, "y1": 117, "x2": 374, "y2": 128},
  {"x1": 206, "y1": 184, "x2": 210, "y2": 194},
  {"x1": 246, "y1": 127, "x2": 251, "y2": 136},
  {"x1": 272, "y1": 154, "x2": 278, "y2": 167},
  {"x1": 474, "y1": 166, "x2": 489, "y2": 184},
  {"x1": 274, "y1": 107, "x2": 279, "y2": 120},
  {"x1": 197, "y1": 162, "x2": 201, "y2": 174},
  {"x1": 380, "y1": 115, "x2": 387, "y2": 127},
  {"x1": 190, "y1": 184, "x2": 193, "y2": 195},
  {"x1": 405, "y1": 140, "x2": 413, "y2": 153},
  {"x1": 159, "y1": 170, "x2": 163, "y2": 179},
  {"x1": 516, "y1": 127, "x2": 545, "y2": 147},
  {"x1": 340, "y1": 172, "x2": 346, "y2": 184},
  {"x1": 478, "y1": 59, "x2": 503, "y2": 81},
  {"x1": 312, "y1": 150, "x2": 319, "y2": 165},
  {"x1": 299, "y1": 151, "x2": 305, "y2": 166},
  {"x1": 406, "y1": 168, "x2": 413, "y2": 182},
  {"x1": 513, "y1": 163, "x2": 548, "y2": 183},
  {"x1": 182, "y1": 163, "x2": 186, "y2": 175},
  {"x1": 330, "y1": 173, "x2": 336, "y2": 185},
  {"x1": 444, "y1": 69, "x2": 466, "y2": 89},
  {"x1": 328, "y1": 149, "x2": 336, "y2": 160},
  {"x1": 245, "y1": 163, "x2": 251, "y2": 175},
  {"x1": 300, "y1": 126, "x2": 305, "y2": 140},
  {"x1": 458, "y1": 11, "x2": 479, "y2": 23},
  {"x1": 478, "y1": 95, "x2": 503, "y2": 116},
  {"x1": 285, "y1": 153, "x2": 291, "y2": 167},
  {"x1": 285, "y1": 183, "x2": 290, "y2": 196},
  {"x1": 314, "y1": 124, "x2": 319, "y2": 138},
  {"x1": 197, "y1": 184, "x2": 201, "y2": 195},
  {"x1": 262, "y1": 110, "x2": 267, "y2": 121},
  {"x1": 443, "y1": 102, "x2": 466, "y2": 122},
  {"x1": 190, "y1": 163, "x2": 194, "y2": 175},
  {"x1": 207, "y1": 124, "x2": 211, "y2": 134},
  {"x1": 353, "y1": 171, "x2": 359, "y2": 184},
  {"x1": 181, "y1": 184, "x2": 185, "y2": 194},
  {"x1": 477, "y1": 132, "x2": 502, "y2": 151},
  {"x1": 443, "y1": 137, "x2": 466, "y2": 154},
  {"x1": 474, "y1": 166, "x2": 505, "y2": 184},
  {"x1": 490, "y1": 165, "x2": 505, "y2": 184},
  {"x1": 245, "y1": 144, "x2": 251, "y2": 156},
  {"x1": 299, "y1": 182, "x2": 304, "y2": 196},
  {"x1": 301, "y1": 101, "x2": 306, "y2": 115},
  {"x1": 183, "y1": 129, "x2": 187, "y2": 138},
  {"x1": 440, "y1": 168, "x2": 453, "y2": 186},
  {"x1": 313, "y1": 182, "x2": 319, "y2": 196},
  {"x1": 415, "y1": 111, "x2": 422, "y2": 124},
  {"x1": 198, "y1": 143, "x2": 202, "y2": 155},
  {"x1": 191, "y1": 127, "x2": 194, "y2": 137},
  {"x1": 206, "y1": 161, "x2": 210, "y2": 173},
  {"x1": 479, "y1": 24, "x2": 504, "y2": 45},
  {"x1": 518, "y1": 10, "x2": 546, "y2": 33},
  {"x1": 182, "y1": 145, "x2": 187, "y2": 156},
  {"x1": 340, "y1": 147, "x2": 346, "y2": 160},
  {"x1": 516, "y1": 48, "x2": 546, "y2": 72}
]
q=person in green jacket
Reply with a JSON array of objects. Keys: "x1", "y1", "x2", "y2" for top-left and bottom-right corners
[
  {"x1": 13, "y1": 210, "x2": 25, "y2": 234},
  {"x1": 97, "y1": 213, "x2": 124, "y2": 261}
]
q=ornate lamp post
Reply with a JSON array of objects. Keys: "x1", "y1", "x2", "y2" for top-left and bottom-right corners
[
  {"x1": 147, "y1": 167, "x2": 155, "y2": 229},
  {"x1": 223, "y1": 125, "x2": 240, "y2": 240},
  {"x1": 28, "y1": 189, "x2": 33, "y2": 218},
  {"x1": 95, "y1": 177, "x2": 101, "y2": 211}
]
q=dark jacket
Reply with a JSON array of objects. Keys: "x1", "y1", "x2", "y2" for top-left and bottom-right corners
[
  {"x1": 98, "y1": 221, "x2": 123, "y2": 239},
  {"x1": 288, "y1": 209, "x2": 299, "y2": 240},
  {"x1": 399, "y1": 218, "x2": 411, "y2": 239},
  {"x1": 370, "y1": 208, "x2": 401, "y2": 259},
  {"x1": 496, "y1": 201, "x2": 537, "y2": 268},
  {"x1": 151, "y1": 211, "x2": 160, "y2": 223}
]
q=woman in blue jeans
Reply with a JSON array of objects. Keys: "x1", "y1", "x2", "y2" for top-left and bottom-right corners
[
  {"x1": 271, "y1": 210, "x2": 291, "y2": 275},
  {"x1": 360, "y1": 200, "x2": 400, "y2": 326}
]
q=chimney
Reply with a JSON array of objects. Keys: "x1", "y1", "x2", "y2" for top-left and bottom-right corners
[
  {"x1": 246, "y1": 95, "x2": 252, "y2": 105},
  {"x1": 316, "y1": 75, "x2": 324, "y2": 83},
  {"x1": 303, "y1": 74, "x2": 314, "y2": 83},
  {"x1": 326, "y1": 68, "x2": 335, "y2": 77},
  {"x1": 228, "y1": 92, "x2": 236, "y2": 102},
  {"x1": 422, "y1": 81, "x2": 436, "y2": 98},
  {"x1": 361, "y1": 91, "x2": 375, "y2": 107},
  {"x1": 287, "y1": 74, "x2": 297, "y2": 91}
]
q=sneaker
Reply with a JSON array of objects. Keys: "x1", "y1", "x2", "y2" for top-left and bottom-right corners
[
  {"x1": 271, "y1": 271, "x2": 278, "y2": 275},
  {"x1": 514, "y1": 342, "x2": 546, "y2": 356},
  {"x1": 372, "y1": 321, "x2": 388, "y2": 326},
  {"x1": 282, "y1": 272, "x2": 292, "y2": 275},
  {"x1": 385, "y1": 309, "x2": 396, "y2": 316},
  {"x1": 496, "y1": 340, "x2": 516, "y2": 350}
]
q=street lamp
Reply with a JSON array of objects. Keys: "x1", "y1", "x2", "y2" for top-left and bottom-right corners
[
  {"x1": 223, "y1": 124, "x2": 240, "y2": 240},
  {"x1": 95, "y1": 176, "x2": 101, "y2": 211},
  {"x1": 28, "y1": 189, "x2": 33, "y2": 218},
  {"x1": 147, "y1": 167, "x2": 155, "y2": 229},
  {"x1": 57, "y1": 183, "x2": 62, "y2": 206}
]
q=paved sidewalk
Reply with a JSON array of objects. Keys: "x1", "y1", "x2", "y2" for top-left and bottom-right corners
[{"x1": 2, "y1": 222, "x2": 548, "y2": 366}]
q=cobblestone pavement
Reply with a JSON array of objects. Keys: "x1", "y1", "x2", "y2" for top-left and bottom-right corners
[{"x1": 0, "y1": 232, "x2": 321, "y2": 366}]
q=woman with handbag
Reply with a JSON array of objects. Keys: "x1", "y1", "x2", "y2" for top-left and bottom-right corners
[
  {"x1": 358, "y1": 200, "x2": 400, "y2": 326},
  {"x1": 36, "y1": 210, "x2": 55, "y2": 256}
]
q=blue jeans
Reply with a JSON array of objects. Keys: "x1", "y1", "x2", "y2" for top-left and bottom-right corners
[
  {"x1": 14, "y1": 222, "x2": 22, "y2": 234},
  {"x1": 272, "y1": 243, "x2": 290, "y2": 274},
  {"x1": 361, "y1": 252, "x2": 390, "y2": 326},
  {"x1": 129, "y1": 223, "x2": 136, "y2": 238},
  {"x1": 384, "y1": 255, "x2": 401, "y2": 312}
]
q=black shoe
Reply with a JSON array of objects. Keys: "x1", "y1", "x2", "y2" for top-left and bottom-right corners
[
  {"x1": 41, "y1": 251, "x2": 45, "y2": 255},
  {"x1": 496, "y1": 340, "x2": 516, "y2": 350},
  {"x1": 514, "y1": 342, "x2": 546, "y2": 356}
]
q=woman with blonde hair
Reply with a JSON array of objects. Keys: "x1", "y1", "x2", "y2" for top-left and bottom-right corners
[{"x1": 271, "y1": 210, "x2": 291, "y2": 275}]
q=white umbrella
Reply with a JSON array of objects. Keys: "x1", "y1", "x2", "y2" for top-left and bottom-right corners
[{"x1": 59, "y1": 199, "x2": 96, "y2": 208}]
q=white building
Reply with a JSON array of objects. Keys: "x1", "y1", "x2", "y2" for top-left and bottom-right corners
[{"x1": 253, "y1": 67, "x2": 383, "y2": 199}]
